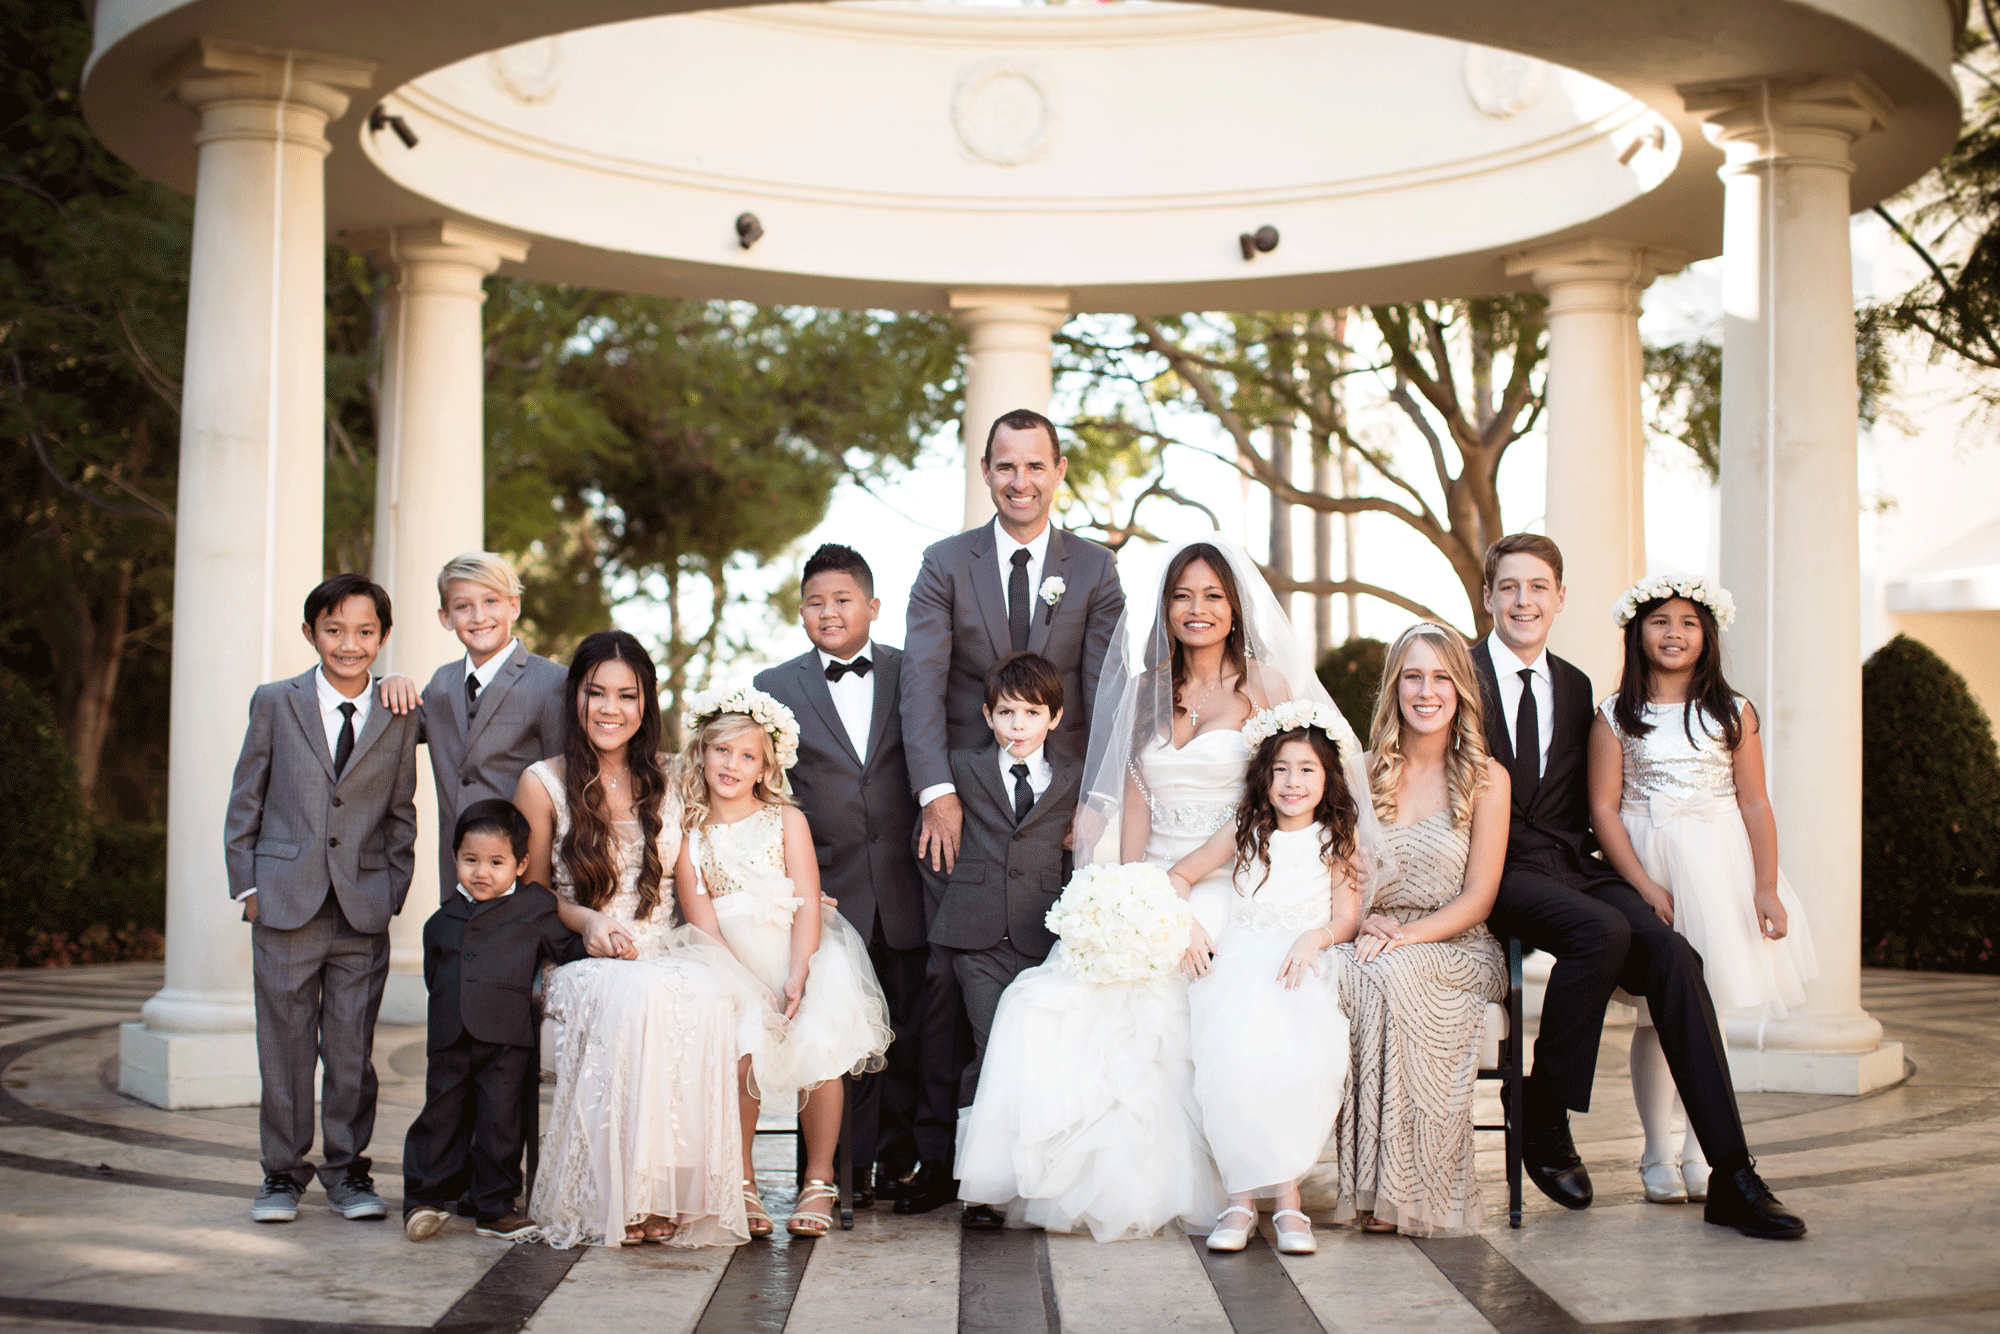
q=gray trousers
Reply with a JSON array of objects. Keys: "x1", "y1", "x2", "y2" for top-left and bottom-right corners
[
  {"x1": 948, "y1": 937, "x2": 1045, "y2": 1111},
  {"x1": 252, "y1": 892, "x2": 391, "y2": 1188}
]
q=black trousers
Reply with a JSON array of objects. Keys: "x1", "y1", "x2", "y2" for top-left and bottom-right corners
[
  {"x1": 1487, "y1": 850, "x2": 1748, "y2": 1163},
  {"x1": 403, "y1": 1030, "x2": 534, "y2": 1224},
  {"x1": 914, "y1": 857, "x2": 973, "y2": 1168},
  {"x1": 849, "y1": 916, "x2": 929, "y2": 1179}
]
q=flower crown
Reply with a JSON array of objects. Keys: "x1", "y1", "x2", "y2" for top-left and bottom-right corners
[
  {"x1": 1241, "y1": 700, "x2": 1352, "y2": 761},
  {"x1": 1611, "y1": 574, "x2": 1737, "y2": 631},
  {"x1": 683, "y1": 685, "x2": 801, "y2": 771}
]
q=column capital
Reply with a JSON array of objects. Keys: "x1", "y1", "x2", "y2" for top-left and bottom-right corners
[
  {"x1": 1680, "y1": 71, "x2": 1893, "y2": 170},
  {"x1": 948, "y1": 288, "x2": 1071, "y2": 338},
  {"x1": 343, "y1": 220, "x2": 531, "y2": 278},
  {"x1": 158, "y1": 38, "x2": 375, "y2": 147},
  {"x1": 1505, "y1": 236, "x2": 1687, "y2": 298}
]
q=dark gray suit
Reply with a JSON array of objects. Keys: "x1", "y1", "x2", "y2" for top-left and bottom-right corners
[
  {"x1": 225, "y1": 669, "x2": 420, "y2": 1189},
  {"x1": 418, "y1": 645, "x2": 570, "y2": 901},
  {"x1": 756, "y1": 645, "x2": 927, "y2": 1178}
]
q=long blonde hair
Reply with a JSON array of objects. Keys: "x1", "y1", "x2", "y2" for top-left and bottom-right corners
[
  {"x1": 676, "y1": 712, "x2": 795, "y2": 833},
  {"x1": 1366, "y1": 622, "x2": 1490, "y2": 829}
]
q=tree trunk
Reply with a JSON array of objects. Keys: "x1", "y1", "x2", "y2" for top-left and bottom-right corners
[
  {"x1": 1269, "y1": 420, "x2": 1292, "y2": 607},
  {"x1": 68, "y1": 562, "x2": 134, "y2": 811},
  {"x1": 1341, "y1": 445, "x2": 1360, "y2": 643},
  {"x1": 1312, "y1": 450, "x2": 1332, "y2": 657}
]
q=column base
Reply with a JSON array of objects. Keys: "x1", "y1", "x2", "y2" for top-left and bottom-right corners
[
  {"x1": 1726, "y1": 1039, "x2": 1906, "y2": 1096},
  {"x1": 118, "y1": 1022, "x2": 261, "y2": 1110},
  {"x1": 379, "y1": 969, "x2": 427, "y2": 1027}
]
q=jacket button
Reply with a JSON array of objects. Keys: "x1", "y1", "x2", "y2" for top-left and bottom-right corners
[
  {"x1": 461, "y1": 777, "x2": 472, "y2": 787},
  {"x1": 328, "y1": 837, "x2": 339, "y2": 848},
  {"x1": 870, "y1": 835, "x2": 881, "y2": 844},
  {"x1": 1010, "y1": 869, "x2": 1022, "y2": 878},
  {"x1": 330, "y1": 797, "x2": 343, "y2": 808}
]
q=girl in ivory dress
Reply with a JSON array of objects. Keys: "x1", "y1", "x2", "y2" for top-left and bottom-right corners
[
  {"x1": 674, "y1": 687, "x2": 892, "y2": 1239},
  {"x1": 1168, "y1": 705, "x2": 1364, "y2": 1256},
  {"x1": 1589, "y1": 577, "x2": 1817, "y2": 1204},
  {"x1": 514, "y1": 631, "x2": 768, "y2": 1249}
]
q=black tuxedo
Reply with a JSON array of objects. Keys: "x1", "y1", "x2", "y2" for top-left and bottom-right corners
[
  {"x1": 755, "y1": 646, "x2": 928, "y2": 1180},
  {"x1": 403, "y1": 883, "x2": 584, "y2": 1223},
  {"x1": 1471, "y1": 640, "x2": 1746, "y2": 1162}
]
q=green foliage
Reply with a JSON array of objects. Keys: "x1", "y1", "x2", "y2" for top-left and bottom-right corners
[
  {"x1": 0, "y1": 668, "x2": 92, "y2": 965},
  {"x1": 1317, "y1": 638, "x2": 1388, "y2": 744},
  {"x1": 1861, "y1": 635, "x2": 2000, "y2": 972}
]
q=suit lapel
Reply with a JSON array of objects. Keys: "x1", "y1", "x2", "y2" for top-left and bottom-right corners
[
  {"x1": 798, "y1": 653, "x2": 863, "y2": 769},
  {"x1": 1469, "y1": 640, "x2": 1530, "y2": 816},
  {"x1": 463, "y1": 647, "x2": 522, "y2": 758},
  {"x1": 863, "y1": 648, "x2": 899, "y2": 771},
  {"x1": 442, "y1": 658, "x2": 472, "y2": 750},
  {"x1": 1026, "y1": 527, "x2": 1070, "y2": 655},
  {"x1": 1021, "y1": 757, "x2": 1078, "y2": 831},
  {"x1": 967, "y1": 521, "x2": 1013, "y2": 660},
  {"x1": 1542, "y1": 656, "x2": 1586, "y2": 798},
  {"x1": 338, "y1": 680, "x2": 395, "y2": 784},
  {"x1": 287, "y1": 672, "x2": 338, "y2": 783},
  {"x1": 974, "y1": 747, "x2": 1016, "y2": 826}
]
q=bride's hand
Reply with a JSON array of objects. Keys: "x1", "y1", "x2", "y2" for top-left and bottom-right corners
[{"x1": 1181, "y1": 920, "x2": 1216, "y2": 980}]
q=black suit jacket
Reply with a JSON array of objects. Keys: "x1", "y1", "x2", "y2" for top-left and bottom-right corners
[
  {"x1": 1470, "y1": 639, "x2": 1618, "y2": 889},
  {"x1": 754, "y1": 646, "x2": 926, "y2": 951},
  {"x1": 422, "y1": 882, "x2": 585, "y2": 1050},
  {"x1": 929, "y1": 744, "x2": 1080, "y2": 957}
]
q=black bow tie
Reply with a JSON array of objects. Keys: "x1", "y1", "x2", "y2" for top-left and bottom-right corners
[{"x1": 825, "y1": 657, "x2": 873, "y2": 683}]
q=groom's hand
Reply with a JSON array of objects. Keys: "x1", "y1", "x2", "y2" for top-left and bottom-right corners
[{"x1": 918, "y1": 794, "x2": 963, "y2": 873}]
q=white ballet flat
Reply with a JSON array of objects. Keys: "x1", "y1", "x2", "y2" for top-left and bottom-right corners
[
  {"x1": 1680, "y1": 1158, "x2": 1711, "y2": 1202},
  {"x1": 1206, "y1": 1205, "x2": 1256, "y2": 1252},
  {"x1": 1271, "y1": 1209, "x2": 1316, "y2": 1255},
  {"x1": 1640, "y1": 1158, "x2": 1688, "y2": 1203}
]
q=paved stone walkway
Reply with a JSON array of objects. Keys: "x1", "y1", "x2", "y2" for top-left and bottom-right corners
[{"x1": 1, "y1": 963, "x2": 1997, "y2": 1333}]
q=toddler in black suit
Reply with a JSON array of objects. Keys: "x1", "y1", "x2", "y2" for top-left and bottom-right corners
[{"x1": 403, "y1": 800, "x2": 585, "y2": 1241}]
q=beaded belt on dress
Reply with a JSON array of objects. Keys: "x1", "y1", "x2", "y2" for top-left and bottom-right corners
[
  {"x1": 1235, "y1": 898, "x2": 1332, "y2": 934},
  {"x1": 1150, "y1": 800, "x2": 1238, "y2": 837}
]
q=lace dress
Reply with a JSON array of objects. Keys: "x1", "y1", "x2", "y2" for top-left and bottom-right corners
[
  {"x1": 1187, "y1": 825, "x2": 1347, "y2": 1196},
  {"x1": 1331, "y1": 811, "x2": 1506, "y2": 1238},
  {"x1": 524, "y1": 759, "x2": 762, "y2": 1249},
  {"x1": 1602, "y1": 699, "x2": 1817, "y2": 1017},
  {"x1": 689, "y1": 804, "x2": 891, "y2": 1108},
  {"x1": 954, "y1": 732, "x2": 1236, "y2": 1241}
]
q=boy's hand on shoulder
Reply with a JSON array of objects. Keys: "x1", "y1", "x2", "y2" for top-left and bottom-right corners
[{"x1": 377, "y1": 674, "x2": 420, "y2": 715}]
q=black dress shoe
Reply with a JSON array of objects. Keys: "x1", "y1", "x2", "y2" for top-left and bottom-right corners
[
  {"x1": 852, "y1": 1185, "x2": 876, "y2": 1210},
  {"x1": 1704, "y1": 1162, "x2": 1806, "y2": 1239},
  {"x1": 1523, "y1": 1114, "x2": 1593, "y2": 1210},
  {"x1": 873, "y1": 1165, "x2": 915, "y2": 1202},
  {"x1": 962, "y1": 1202, "x2": 1006, "y2": 1231},
  {"x1": 892, "y1": 1161, "x2": 958, "y2": 1216}
]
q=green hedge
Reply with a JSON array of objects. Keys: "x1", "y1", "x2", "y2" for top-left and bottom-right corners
[
  {"x1": 1317, "y1": 638, "x2": 1387, "y2": 744},
  {"x1": 1861, "y1": 636, "x2": 2000, "y2": 973}
]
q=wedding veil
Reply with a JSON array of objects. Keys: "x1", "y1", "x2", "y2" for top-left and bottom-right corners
[{"x1": 1073, "y1": 534, "x2": 1394, "y2": 904}]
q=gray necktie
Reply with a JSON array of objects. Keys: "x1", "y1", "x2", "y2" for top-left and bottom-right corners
[{"x1": 1009, "y1": 549, "x2": 1031, "y2": 652}]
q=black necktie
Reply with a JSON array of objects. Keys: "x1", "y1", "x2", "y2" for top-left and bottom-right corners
[
  {"x1": 465, "y1": 673, "x2": 480, "y2": 717},
  {"x1": 1008, "y1": 549, "x2": 1032, "y2": 652},
  {"x1": 1512, "y1": 667, "x2": 1540, "y2": 801},
  {"x1": 1011, "y1": 762, "x2": 1035, "y2": 825},
  {"x1": 333, "y1": 702, "x2": 357, "y2": 777},
  {"x1": 825, "y1": 657, "x2": 873, "y2": 683}
]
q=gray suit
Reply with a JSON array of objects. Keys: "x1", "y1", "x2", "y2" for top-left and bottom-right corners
[
  {"x1": 756, "y1": 645, "x2": 927, "y2": 1177},
  {"x1": 225, "y1": 669, "x2": 420, "y2": 1188},
  {"x1": 417, "y1": 646, "x2": 570, "y2": 901}
]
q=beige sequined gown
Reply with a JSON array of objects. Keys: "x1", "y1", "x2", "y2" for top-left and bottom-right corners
[{"x1": 1331, "y1": 810, "x2": 1505, "y2": 1238}]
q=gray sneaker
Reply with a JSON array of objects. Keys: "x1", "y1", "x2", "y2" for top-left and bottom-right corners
[
  {"x1": 325, "y1": 1175, "x2": 387, "y2": 1220},
  {"x1": 251, "y1": 1175, "x2": 304, "y2": 1223}
]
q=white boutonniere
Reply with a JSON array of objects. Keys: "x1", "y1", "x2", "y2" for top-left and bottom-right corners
[{"x1": 1039, "y1": 576, "x2": 1066, "y2": 624}]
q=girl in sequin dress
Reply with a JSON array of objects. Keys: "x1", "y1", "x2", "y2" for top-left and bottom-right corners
[{"x1": 1589, "y1": 579, "x2": 1818, "y2": 1204}]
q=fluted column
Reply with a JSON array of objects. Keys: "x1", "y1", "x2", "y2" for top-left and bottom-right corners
[
  {"x1": 122, "y1": 40, "x2": 373, "y2": 1109},
  {"x1": 1506, "y1": 238, "x2": 1685, "y2": 696},
  {"x1": 1684, "y1": 72, "x2": 1902, "y2": 1094},
  {"x1": 349, "y1": 221, "x2": 528, "y2": 1023},
  {"x1": 949, "y1": 289, "x2": 1070, "y2": 530}
]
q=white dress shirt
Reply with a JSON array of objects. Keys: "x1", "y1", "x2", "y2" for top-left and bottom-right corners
[
  {"x1": 1000, "y1": 743, "x2": 1053, "y2": 800},
  {"x1": 456, "y1": 880, "x2": 519, "y2": 903},
  {"x1": 1484, "y1": 631, "x2": 1553, "y2": 778},
  {"x1": 995, "y1": 518, "x2": 1052, "y2": 617},
  {"x1": 817, "y1": 641, "x2": 875, "y2": 762},
  {"x1": 464, "y1": 638, "x2": 521, "y2": 704},
  {"x1": 240, "y1": 667, "x2": 375, "y2": 903}
]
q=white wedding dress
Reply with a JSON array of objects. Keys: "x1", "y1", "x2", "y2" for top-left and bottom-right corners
[{"x1": 954, "y1": 734, "x2": 1236, "y2": 1241}]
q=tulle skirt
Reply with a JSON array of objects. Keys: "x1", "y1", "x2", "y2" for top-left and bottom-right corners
[
  {"x1": 955, "y1": 944, "x2": 1226, "y2": 1241},
  {"x1": 1188, "y1": 928, "x2": 1346, "y2": 1197},
  {"x1": 1620, "y1": 799, "x2": 1819, "y2": 1018}
]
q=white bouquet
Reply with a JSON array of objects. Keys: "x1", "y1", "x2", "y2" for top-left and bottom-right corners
[{"x1": 1044, "y1": 862, "x2": 1194, "y2": 985}]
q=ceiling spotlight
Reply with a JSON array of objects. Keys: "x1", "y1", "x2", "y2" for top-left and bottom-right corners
[
  {"x1": 1238, "y1": 225, "x2": 1280, "y2": 262},
  {"x1": 367, "y1": 105, "x2": 418, "y2": 149},
  {"x1": 736, "y1": 213, "x2": 764, "y2": 250}
]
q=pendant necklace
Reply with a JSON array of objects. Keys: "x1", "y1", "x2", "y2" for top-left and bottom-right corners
[{"x1": 1184, "y1": 676, "x2": 1223, "y2": 730}]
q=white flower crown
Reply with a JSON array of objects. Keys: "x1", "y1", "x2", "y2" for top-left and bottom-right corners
[
  {"x1": 1611, "y1": 574, "x2": 1737, "y2": 631},
  {"x1": 1240, "y1": 700, "x2": 1353, "y2": 760},
  {"x1": 683, "y1": 684, "x2": 801, "y2": 770}
]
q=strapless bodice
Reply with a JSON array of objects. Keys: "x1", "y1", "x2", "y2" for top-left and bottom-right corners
[{"x1": 1136, "y1": 730, "x2": 1249, "y2": 843}]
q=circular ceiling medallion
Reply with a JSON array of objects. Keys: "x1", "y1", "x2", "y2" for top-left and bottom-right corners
[
  {"x1": 1462, "y1": 44, "x2": 1546, "y2": 119},
  {"x1": 489, "y1": 37, "x2": 563, "y2": 105},
  {"x1": 952, "y1": 62, "x2": 1059, "y2": 167}
]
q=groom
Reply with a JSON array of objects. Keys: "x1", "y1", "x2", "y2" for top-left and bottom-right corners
[
  {"x1": 898, "y1": 407, "x2": 1124, "y2": 1220},
  {"x1": 1469, "y1": 534, "x2": 1805, "y2": 1239}
]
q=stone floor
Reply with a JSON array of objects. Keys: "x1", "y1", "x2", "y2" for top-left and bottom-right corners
[{"x1": 1, "y1": 963, "x2": 1997, "y2": 1334}]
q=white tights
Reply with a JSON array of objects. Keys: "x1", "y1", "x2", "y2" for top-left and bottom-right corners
[{"x1": 1629, "y1": 1024, "x2": 1705, "y2": 1166}]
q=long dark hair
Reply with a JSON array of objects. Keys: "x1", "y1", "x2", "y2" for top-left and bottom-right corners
[
  {"x1": 1613, "y1": 596, "x2": 1743, "y2": 750},
  {"x1": 1154, "y1": 542, "x2": 1250, "y2": 721},
  {"x1": 560, "y1": 631, "x2": 671, "y2": 918},
  {"x1": 1234, "y1": 726, "x2": 1357, "y2": 892}
]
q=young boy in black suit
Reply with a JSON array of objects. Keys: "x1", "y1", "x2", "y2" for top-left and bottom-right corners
[
  {"x1": 927, "y1": 651, "x2": 1079, "y2": 1230},
  {"x1": 402, "y1": 800, "x2": 586, "y2": 1242}
]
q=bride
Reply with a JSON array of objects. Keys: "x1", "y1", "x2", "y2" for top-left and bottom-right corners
[{"x1": 955, "y1": 538, "x2": 1385, "y2": 1239}]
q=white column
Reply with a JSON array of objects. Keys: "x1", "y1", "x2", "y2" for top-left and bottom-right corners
[
  {"x1": 123, "y1": 40, "x2": 373, "y2": 1109},
  {"x1": 348, "y1": 221, "x2": 528, "y2": 1023},
  {"x1": 1506, "y1": 238, "x2": 1685, "y2": 696},
  {"x1": 949, "y1": 289, "x2": 1070, "y2": 531},
  {"x1": 1685, "y1": 72, "x2": 1902, "y2": 1095}
]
